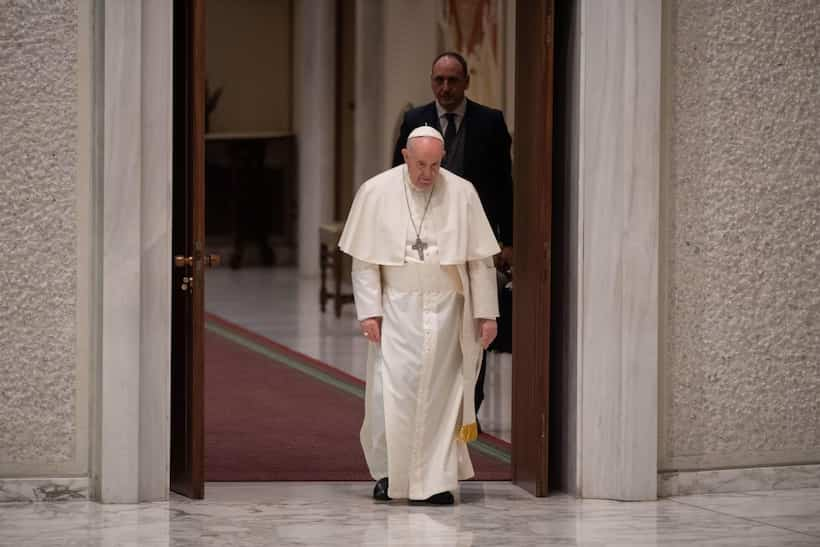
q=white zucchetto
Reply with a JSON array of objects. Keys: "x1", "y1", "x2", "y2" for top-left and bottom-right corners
[{"x1": 407, "y1": 125, "x2": 444, "y2": 143}]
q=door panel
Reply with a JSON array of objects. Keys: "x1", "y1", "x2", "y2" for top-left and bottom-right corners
[
  {"x1": 171, "y1": 0, "x2": 206, "y2": 499},
  {"x1": 512, "y1": 0, "x2": 554, "y2": 497}
]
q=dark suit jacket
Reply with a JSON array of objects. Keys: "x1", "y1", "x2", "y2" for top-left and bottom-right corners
[{"x1": 392, "y1": 99, "x2": 514, "y2": 247}]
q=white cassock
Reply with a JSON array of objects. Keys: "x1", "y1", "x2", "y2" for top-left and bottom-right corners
[{"x1": 339, "y1": 164, "x2": 499, "y2": 500}]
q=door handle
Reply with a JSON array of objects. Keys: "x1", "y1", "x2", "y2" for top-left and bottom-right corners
[
  {"x1": 174, "y1": 255, "x2": 222, "y2": 268},
  {"x1": 174, "y1": 254, "x2": 220, "y2": 268},
  {"x1": 174, "y1": 255, "x2": 193, "y2": 268}
]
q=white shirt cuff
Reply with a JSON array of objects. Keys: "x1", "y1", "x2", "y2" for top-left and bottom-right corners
[
  {"x1": 468, "y1": 257, "x2": 499, "y2": 319},
  {"x1": 351, "y1": 258, "x2": 382, "y2": 320}
]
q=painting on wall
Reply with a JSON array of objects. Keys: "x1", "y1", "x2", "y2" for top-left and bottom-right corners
[{"x1": 438, "y1": 0, "x2": 504, "y2": 111}]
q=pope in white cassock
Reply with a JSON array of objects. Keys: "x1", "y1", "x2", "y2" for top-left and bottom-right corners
[{"x1": 339, "y1": 126, "x2": 500, "y2": 505}]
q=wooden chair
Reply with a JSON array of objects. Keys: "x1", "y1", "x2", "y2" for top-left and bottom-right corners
[{"x1": 319, "y1": 223, "x2": 354, "y2": 317}]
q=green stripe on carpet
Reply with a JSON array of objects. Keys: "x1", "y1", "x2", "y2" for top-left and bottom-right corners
[
  {"x1": 471, "y1": 439, "x2": 511, "y2": 464},
  {"x1": 206, "y1": 321, "x2": 365, "y2": 399},
  {"x1": 205, "y1": 320, "x2": 511, "y2": 464}
]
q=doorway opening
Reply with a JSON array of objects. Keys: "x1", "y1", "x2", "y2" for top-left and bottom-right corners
[{"x1": 171, "y1": 0, "x2": 568, "y2": 499}]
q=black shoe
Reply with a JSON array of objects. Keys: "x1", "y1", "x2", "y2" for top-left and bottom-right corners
[
  {"x1": 373, "y1": 477, "x2": 391, "y2": 501},
  {"x1": 410, "y1": 491, "x2": 454, "y2": 505}
]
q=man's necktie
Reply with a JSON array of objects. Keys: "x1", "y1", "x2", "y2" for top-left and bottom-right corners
[{"x1": 443, "y1": 113, "x2": 457, "y2": 156}]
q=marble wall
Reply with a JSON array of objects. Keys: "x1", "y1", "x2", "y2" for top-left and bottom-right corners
[
  {"x1": 576, "y1": 0, "x2": 661, "y2": 501},
  {"x1": 661, "y1": 0, "x2": 820, "y2": 472},
  {"x1": 0, "y1": 0, "x2": 90, "y2": 478},
  {"x1": 92, "y1": 0, "x2": 173, "y2": 503},
  {"x1": 0, "y1": 0, "x2": 172, "y2": 504}
]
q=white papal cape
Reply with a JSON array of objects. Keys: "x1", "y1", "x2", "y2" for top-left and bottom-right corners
[{"x1": 339, "y1": 165, "x2": 499, "y2": 500}]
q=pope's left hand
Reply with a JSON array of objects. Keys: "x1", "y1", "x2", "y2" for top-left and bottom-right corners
[{"x1": 478, "y1": 319, "x2": 498, "y2": 349}]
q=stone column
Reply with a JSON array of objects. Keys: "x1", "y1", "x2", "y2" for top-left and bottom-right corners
[
  {"x1": 98, "y1": 0, "x2": 143, "y2": 503},
  {"x1": 294, "y1": 0, "x2": 336, "y2": 276},
  {"x1": 95, "y1": 0, "x2": 172, "y2": 503},
  {"x1": 576, "y1": 0, "x2": 661, "y2": 500},
  {"x1": 138, "y1": 0, "x2": 173, "y2": 502},
  {"x1": 353, "y1": 0, "x2": 385, "y2": 187}
]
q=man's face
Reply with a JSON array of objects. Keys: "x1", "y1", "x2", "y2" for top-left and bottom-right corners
[
  {"x1": 402, "y1": 137, "x2": 444, "y2": 189},
  {"x1": 431, "y1": 56, "x2": 469, "y2": 111}
]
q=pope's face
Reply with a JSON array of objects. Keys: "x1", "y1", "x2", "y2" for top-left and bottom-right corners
[
  {"x1": 431, "y1": 56, "x2": 469, "y2": 111},
  {"x1": 402, "y1": 137, "x2": 444, "y2": 189}
]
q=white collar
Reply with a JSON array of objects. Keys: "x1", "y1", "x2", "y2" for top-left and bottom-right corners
[{"x1": 436, "y1": 99, "x2": 467, "y2": 120}]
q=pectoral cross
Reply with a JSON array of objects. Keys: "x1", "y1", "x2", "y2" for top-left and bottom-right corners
[{"x1": 412, "y1": 237, "x2": 428, "y2": 261}]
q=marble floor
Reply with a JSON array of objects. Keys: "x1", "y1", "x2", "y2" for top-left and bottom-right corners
[
  {"x1": 2, "y1": 483, "x2": 819, "y2": 546},
  {"x1": 205, "y1": 266, "x2": 371, "y2": 381},
  {"x1": 205, "y1": 266, "x2": 512, "y2": 440}
]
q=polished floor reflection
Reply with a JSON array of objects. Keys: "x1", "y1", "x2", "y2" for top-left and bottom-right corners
[
  {"x1": 2, "y1": 484, "x2": 819, "y2": 546},
  {"x1": 205, "y1": 266, "x2": 370, "y2": 381}
]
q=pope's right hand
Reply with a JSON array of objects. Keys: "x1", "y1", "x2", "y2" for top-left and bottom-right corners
[{"x1": 360, "y1": 317, "x2": 382, "y2": 344}]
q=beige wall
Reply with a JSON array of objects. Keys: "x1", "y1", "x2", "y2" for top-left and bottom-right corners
[
  {"x1": 0, "y1": 0, "x2": 92, "y2": 479},
  {"x1": 206, "y1": 0, "x2": 292, "y2": 133},
  {"x1": 380, "y1": 0, "x2": 441, "y2": 168},
  {"x1": 358, "y1": 0, "x2": 516, "y2": 174},
  {"x1": 661, "y1": 0, "x2": 820, "y2": 472}
]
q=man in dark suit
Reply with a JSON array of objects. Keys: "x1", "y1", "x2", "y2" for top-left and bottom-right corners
[{"x1": 392, "y1": 51, "x2": 513, "y2": 424}]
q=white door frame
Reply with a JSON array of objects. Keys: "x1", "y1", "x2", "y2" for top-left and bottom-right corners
[
  {"x1": 93, "y1": 0, "x2": 662, "y2": 502},
  {"x1": 92, "y1": 0, "x2": 172, "y2": 503}
]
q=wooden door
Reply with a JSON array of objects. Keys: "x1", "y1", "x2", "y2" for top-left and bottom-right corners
[
  {"x1": 171, "y1": 0, "x2": 206, "y2": 499},
  {"x1": 512, "y1": 0, "x2": 554, "y2": 497}
]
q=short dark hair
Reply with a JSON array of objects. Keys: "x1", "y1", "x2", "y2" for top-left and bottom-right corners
[{"x1": 432, "y1": 52, "x2": 469, "y2": 80}]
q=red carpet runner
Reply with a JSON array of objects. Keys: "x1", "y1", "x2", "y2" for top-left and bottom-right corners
[{"x1": 205, "y1": 313, "x2": 511, "y2": 481}]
